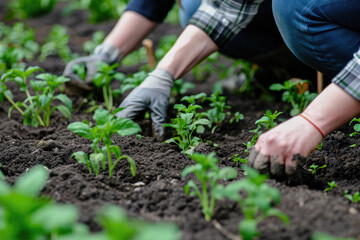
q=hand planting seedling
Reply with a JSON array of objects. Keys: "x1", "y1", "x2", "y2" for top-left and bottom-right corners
[
  {"x1": 324, "y1": 181, "x2": 336, "y2": 192},
  {"x1": 182, "y1": 152, "x2": 238, "y2": 221},
  {"x1": 214, "y1": 165, "x2": 289, "y2": 240},
  {"x1": 68, "y1": 108, "x2": 141, "y2": 178},
  {"x1": 1, "y1": 67, "x2": 73, "y2": 127},
  {"x1": 92, "y1": 62, "x2": 125, "y2": 112},
  {"x1": 164, "y1": 104, "x2": 209, "y2": 155},
  {"x1": 203, "y1": 90, "x2": 232, "y2": 133},
  {"x1": 344, "y1": 190, "x2": 360, "y2": 203},
  {"x1": 39, "y1": 25, "x2": 78, "y2": 63},
  {"x1": 308, "y1": 164, "x2": 327, "y2": 174},
  {"x1": 270, "y1": 79, "x2": 317, "y2": 116}
]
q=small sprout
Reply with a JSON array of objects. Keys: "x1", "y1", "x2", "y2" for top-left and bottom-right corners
[
  {"x1": 308, "y1": 164, "x2": 327, "y2": 174},
  {"x1": 324, "y1": 181, "x2": 336, "y2": 192},
  {"x1": 136, "y1": 134, "x2": 142, "y2": 139},
  {"x1": 316, "y1": 142, "x2": 323, "y2": 151},
  {"x1": 350, "y1": 144, "x2": 357, "y2": 148},
  {"x1": 233, "y1": 154, "x2": 247, "y2": 165},
  {"x1": 229, "y1": 111, "x2": 244, "y2": 124},
  {"x1": 349, "y1": 117, "x2": 360, "y2": 137},
  {"x1": 344, "y1": 190, "x2": 360, "y2": 203},
  {"x1": 255, "y1": 110, "x2": 282, "y2": 131}
]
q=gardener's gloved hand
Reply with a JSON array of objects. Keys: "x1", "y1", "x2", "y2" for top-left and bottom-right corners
[
  {"x1": 116, "y1": 69, "x2": 174, "y2": 138},
  {"x1": 63, "y1": 43, "x2": 121, "y2": 92},
  {"x1": 248, "y1": 115, "x2": 323, "y2": 181}
]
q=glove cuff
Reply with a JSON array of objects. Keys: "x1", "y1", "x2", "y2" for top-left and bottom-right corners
[
  {"x1": 94, "y1": 43, "x2": 122, "y2": 64},
  {"x1": 140, "y1": 69, "x2": 174, "y2": 95}
]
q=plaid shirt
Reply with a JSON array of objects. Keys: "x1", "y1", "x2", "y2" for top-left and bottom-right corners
[
  {"x1": 332, "y1": 50, "x2": 360, "y2": 101},
  {"x1": 189, "y1": 0, "x2": 264, "y2": 47}
]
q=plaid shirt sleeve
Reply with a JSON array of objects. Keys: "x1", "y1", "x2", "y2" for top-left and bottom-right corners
[
  {"x1": 189, "y1": 0, "x2": 264, "y2": 48},
  {"x1": 332, "y1": 50, "x2": 360, "y2": 101}
]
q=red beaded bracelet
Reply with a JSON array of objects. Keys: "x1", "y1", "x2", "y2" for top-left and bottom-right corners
[{"x1": 298, "y1": 113, "x2": 325, "y2": 138}]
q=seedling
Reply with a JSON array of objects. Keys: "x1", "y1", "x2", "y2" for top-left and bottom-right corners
[
  {"x1": 170, "y1": 79, "x2": 195, "y2": 103},
  {"x1": 7, "y1": 0, "x2": 57, "y2": 19},
  {"x1": 1, "y1": 67, "x2": 72, "y2": 127},
  {"x1": 214, "y1": 166, "x2": 289, "y2": 240},
  {"x1": 0, "y1": 165, "x2": 85, "y2": 239},
  {"x1": 344, "y1": 190, "x2": 360, "y2": 203},
  {"x1": 0, "y1": 46, "x2": 25, "y2": 74},
  {"x1": 92, "y1": 62, "x2": 125, "y2": 111},
  {"x1": 164, "y1": 104, "x2": 209, "y2": 155},
  {"x1": 182, "y1": 152, "x2": 237, "y2": 221},
  {"x1": 349, "y1": 117, "x2": 360, "y2": 137},
  {"x1": 229, "y1": 111, "x2": 244, "y2": 124},
  {"x1": 114, "y1": 70, "x2": 147, "y2": 96},
  {"x1": 324, "y1": 181, "x2": 336, "y2": 192},
  {"x1": 0, "y1": 22, "x2": 39, "y2": 61},
  {"x1": 308, "y1": 164, "x2": 327, "y2": 174},
  {"x1": 40, "y1": 25, "x2": 78, "y2": 63},
  {"x1": 233, "y1": 154, "x2": 247, "y2": 165},
  {"x1": 203, "y1": 90, "x2": 232, "y2": 133},
  {"x1": 96, "y1": 204, "x2": 180, "y2": 240},
  {"x1": 181, "y1": 92, "x2": 207, "y2": 105},
  {"x1": 68, "y1": 108, "x2": 141, "y2": 178},
  {"x1": 270, "y1": 79, "x2": 317, "y2": 116},
  {"x1": 254, "y1": 110, "x2": 282, "y2": 131},
  {"x1": 317, "y1": 142, "x2": 323, "y2": 151},
  {"x1": 83, "y1": 30, "x2": 106, "y2": 54}
]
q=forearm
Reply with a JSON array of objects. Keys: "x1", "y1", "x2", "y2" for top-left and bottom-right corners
[
  {"x1": 303, "y1": 83, "x2": 360, "y2": 135},
  {"x1": 156, "y1": 25, "x2": 218, "y2": 79},
  {"x1": 103, "y1": 11, "x2": 158, "y2": 57}
]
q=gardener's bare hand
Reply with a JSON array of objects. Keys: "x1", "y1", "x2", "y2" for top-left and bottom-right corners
[
  {"x1": 116, "y1": 69, "x2": 174, "y2": 138},
  {"x1": 248, "y1": 115, "x2": 323, "y2": 178}
]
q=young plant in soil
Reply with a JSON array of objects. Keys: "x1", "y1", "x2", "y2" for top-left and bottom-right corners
[
  {"x1": 214, "y1": 165, "x2": 289, "y2": 240},
  {"x1": 270, "y1": 79, "x2": 317, "y2": 116},
  {"x1": 182, "y1": 152, "x2": 238, "y2": 221},
  {"x1": 344, "y1": 190, "x2": 360, "y2": 204},
  {"x1": 0, "y1": 47, "x2": 25, "y2": 74},
  {"x1": 349, "y1": 117, "x2": 360, "y2": 139},
  {"x1": 39, "y1": 25, "x2": 78, "y2": 63},
  {"x1": 0, "y1": 165, "x2": 83, "y2": 239},
  {"x1": 1, "y1": 67, "x2": 73, "y2": 127},
  {"x1": 324, "y1": 181, "x2": 337, "y2": 192},
  {"x1": 96, "y1": 204, "x2": 180, "y2": 240},
  {"x1": 68, "y1": 108, "x2": 141, "y2": 178},
  {"x1": 229, "y1": 111, "x2": 244, "y2": 124},
  {"x1": 232, "y1": 154, "x2": 247, "y2": 165},
  {"x1": 164, "y1": 104, "x2": 209, "y2": 155},
  {"x1": 308, "y1": 164, "x2": 327, "y2": 174},
  {"x1": 203, "y1": 90, "x2": 232, "y2": 133},
  {"x1": 0, "y1": 22, "x2": 39, "y2": 61},
  {"x1": 92, "y1": 62, "x2": 125, "y2": 112}
]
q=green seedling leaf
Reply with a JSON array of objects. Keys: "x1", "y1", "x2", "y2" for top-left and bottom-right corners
[
  {"x1": 68, "y1": 122, "x2": 92, "y2": 139},
  {"x1": 14, "y1": 165, "x2": 48, "y2": 197}
]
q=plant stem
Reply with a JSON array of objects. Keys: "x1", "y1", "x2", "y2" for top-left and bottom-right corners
[
  {"x1": 4, "y1": 92, "x2": 24, "y2": 115},
  {"x1": 25, "y1": 90, "x2": 45, "y2": 126},
  {"x1": 202, "y1": 181, "x2": 211, "y2": 221},
  {"x1": 106, "y1": 144, "x2": 113, "y2": 178}
]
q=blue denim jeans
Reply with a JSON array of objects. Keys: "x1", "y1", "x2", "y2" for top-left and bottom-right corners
[
  {"x1": 273, "y1": 0, "x2": 360, "y2": 78},
  {"x1": 127, "y1": 0, "x2": 284, "y2": 59}
]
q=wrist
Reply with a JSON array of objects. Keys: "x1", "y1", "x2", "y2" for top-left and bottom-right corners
[
  {"x1": 298, "y1": 113, "x2": 325, "y2": 138},
  {"x1": 94, "y1": 43, "x2": 122, "y2": 64}
]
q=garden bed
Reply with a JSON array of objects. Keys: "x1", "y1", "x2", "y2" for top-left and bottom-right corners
[{"x1": 1, "y1": 2, "x2": 360, "y2": 239}]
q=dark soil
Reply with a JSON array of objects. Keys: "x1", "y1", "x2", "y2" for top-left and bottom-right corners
[{"x1": 1, "y1": 2, "x2": 360, "y2": 240}]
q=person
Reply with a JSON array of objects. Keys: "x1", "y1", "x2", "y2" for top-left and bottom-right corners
[
  {"x1": 248, "y1": 0, "x2": 360, "y2": 179},
  {"x1": 63, "y1": 0, "x2": 310, "y2": 137}
]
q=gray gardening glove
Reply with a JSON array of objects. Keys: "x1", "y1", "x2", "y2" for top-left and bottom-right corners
[
  {"x1": 248, "y1": 148, "x2": 302, "y2": 184},
  {"x1": 63, "y1": 43, "x2": 121, "y2": 92},
  {"x1": 116, "y1": 69, "x2": 174, "y2": 138}
]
